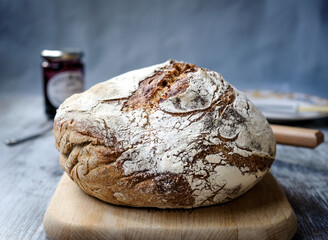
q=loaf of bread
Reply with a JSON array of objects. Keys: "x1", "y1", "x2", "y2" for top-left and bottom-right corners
[{"x1": 54, "y1": 60, "x2": 276, "y2": 208}]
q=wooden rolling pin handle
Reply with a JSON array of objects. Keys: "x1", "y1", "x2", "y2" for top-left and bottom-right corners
[{"x1": 270, "y1": 124, "x2": 324, "y2": 148}]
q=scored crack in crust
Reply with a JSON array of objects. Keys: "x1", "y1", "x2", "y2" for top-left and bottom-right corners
[
  {"x1": 123, "y1": 61, "x2": 197, "y2": 111},
  {"x1": 54, "y1": 59, "x2": 276, "y2": 208}
]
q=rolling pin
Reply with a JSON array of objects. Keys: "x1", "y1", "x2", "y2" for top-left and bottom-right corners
[{"x1": 270, "y1": 124, "x2": 324, "y2": 148}]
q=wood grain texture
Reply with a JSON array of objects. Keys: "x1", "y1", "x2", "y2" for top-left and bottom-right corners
[
  {"x1": 43, "y1": 173, "x2": 297, "y2": 240},
  {"x1": 271, "y1": 124, "x2": 324, "y2": 148},
  {"x1": 0, "y1": 95, "x2": 63, "y2": 240},
  {"x1": 0, "y1": 95, "x2": 328, "y2": 240}
]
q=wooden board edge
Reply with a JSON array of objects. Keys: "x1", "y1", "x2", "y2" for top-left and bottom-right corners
[
  {"x1": 43, "y1": 173, "x2": 298, "y2": 240},
  {"x1": 43, "y1": 174, "x2": 72, "y2": 240},
  {"x1": 265, "y1": 173, "x2": 298, "y2": 239}
]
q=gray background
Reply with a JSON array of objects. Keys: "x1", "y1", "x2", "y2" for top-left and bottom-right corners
[{"x1": 1, "y1": 0, "x2": 327, "y2": 98}]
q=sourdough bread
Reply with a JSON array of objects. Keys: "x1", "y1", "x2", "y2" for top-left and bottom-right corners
[{"x1": 54, "y1": 60, "x2": 276, "y2": 208}]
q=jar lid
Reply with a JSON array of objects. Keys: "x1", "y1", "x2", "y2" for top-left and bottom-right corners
[{"x1": 41, "y1": 49, "x2": 83, "y2": 61}]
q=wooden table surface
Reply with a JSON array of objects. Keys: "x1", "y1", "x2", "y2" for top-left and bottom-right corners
[{"x1": 0, "y1": 94, "x2": 327, "y2": 240}]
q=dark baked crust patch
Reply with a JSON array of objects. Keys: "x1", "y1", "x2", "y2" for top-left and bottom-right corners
[
  {"x1": 117, "y1": 172, "x2": 195, "y2": 208},
  {"x1": 123, "y1": 60, "x2": 198, "y2": 111}
]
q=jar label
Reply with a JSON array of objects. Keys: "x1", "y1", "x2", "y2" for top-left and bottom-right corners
[{"x1": 47, "y1": 71, "x2": 83, "y2": 108}]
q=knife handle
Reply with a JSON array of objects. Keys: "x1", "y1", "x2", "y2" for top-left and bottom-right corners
[
  {"x1": 270, "y1": 124, "x2": 324, "y2": 148},
  {"x1": 298, "y1": 105, "x2": 328, "y2": 113}
]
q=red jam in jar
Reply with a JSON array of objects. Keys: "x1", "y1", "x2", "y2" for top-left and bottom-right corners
[{"x1": 41, "y1": 49, "x2": 84, "y2": 119}]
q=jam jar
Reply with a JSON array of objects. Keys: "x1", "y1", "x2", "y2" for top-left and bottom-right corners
[{"x1": 41, "y1": 49, "x2": 84, "y2": 119}]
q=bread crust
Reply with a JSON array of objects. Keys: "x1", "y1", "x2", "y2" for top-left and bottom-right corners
[{"x1": 54, "y1": 60, "x2": 276, "y2": 208}]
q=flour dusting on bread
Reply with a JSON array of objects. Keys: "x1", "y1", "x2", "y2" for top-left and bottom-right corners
[{"x1": 54, "y1": 60, "x2": 276, "y2": 208}]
